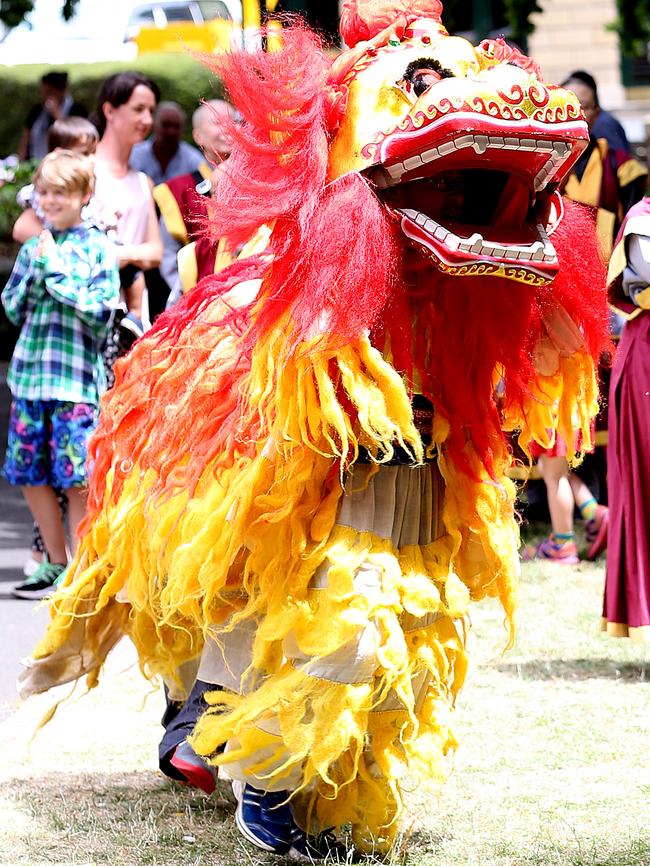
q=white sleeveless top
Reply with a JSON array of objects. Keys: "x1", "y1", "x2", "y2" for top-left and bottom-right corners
[{"x1": 94, "y1": 164, "x2": 151, "y2": 245}]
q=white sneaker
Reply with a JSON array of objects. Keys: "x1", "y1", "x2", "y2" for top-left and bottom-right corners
[{"x1": 23, "y1": 555, "x2": 41, "y2": 578}]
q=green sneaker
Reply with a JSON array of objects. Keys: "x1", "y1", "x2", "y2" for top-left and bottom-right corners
[
  {"x1": 12, "y1": 560, "x2": 67, "y2": 600},
  {"x1": 52, "y1": 567, "x2": 69, "y2": 589}
]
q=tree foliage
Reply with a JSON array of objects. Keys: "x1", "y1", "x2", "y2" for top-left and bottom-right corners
[
  {"x1": 441, "y1": 0, "x2": 542, "y2": 40},
  {"x1": 0, "y1": 0, "x2": 79, "y2": 30},
  {"x1": 502, "y1": 0, "x2": 543, "y2": 38},
  {"x1": 613, "y1": 0, "x2": 650, "y2": 55}
]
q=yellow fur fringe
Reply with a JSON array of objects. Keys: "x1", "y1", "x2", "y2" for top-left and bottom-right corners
[{"x1": 24, "y1": 317, "x2": 598, "y2": 846}]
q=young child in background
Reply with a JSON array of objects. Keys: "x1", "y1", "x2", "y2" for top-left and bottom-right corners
[
  {"x1": 13, "y1": 116, "x2": 100, "y2": 244},
  {"x1": 2, "y1": 150, "x2": 120, "y2": 599},
  {"x1": 523, "y1": 448, "x2": 608, "y2": 564},
  {"x1": 12, "y1": 113, "x2": 147, "y2": 369},
  {"x1": 12, "y1": 116, "x2": 101, "y2": 579}
]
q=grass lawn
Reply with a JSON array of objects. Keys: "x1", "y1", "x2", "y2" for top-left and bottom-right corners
[{"x1": 1, "y1": 552, "x2": 647, "y2": 865}]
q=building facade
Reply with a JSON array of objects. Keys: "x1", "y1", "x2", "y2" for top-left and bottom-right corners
[
  {"x1": 530, "y1": 0, "x2": 650, "y2": 146},
  {"x1": 284, "y1": 0, "x2": 650, "y2": 146}
]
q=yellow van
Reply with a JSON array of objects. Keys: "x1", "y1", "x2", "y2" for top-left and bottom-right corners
[{"x1": 126, "y1": 1, "x2": 243, "y2": 54}]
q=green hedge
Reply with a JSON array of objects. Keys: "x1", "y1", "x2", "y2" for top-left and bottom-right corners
[
  {"x1": 0, "y1": 53, "x2": 224, "y2": 158},
  {"x1": 0, "y1": 159, "x2": 38, "y2": 239}
]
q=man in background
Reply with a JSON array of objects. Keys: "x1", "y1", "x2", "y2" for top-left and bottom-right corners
[
  {"x1": 130, "y1": 101, "x2": 205, "y2": 186},
  {"x1": 562, "y1": 70, "x2": 647, "y2": 256},
  {"x1": 564, "y1": 70, "x2": 631, "y2": 154},
  {"x1": 154, "y1": 99, "x2": 239, "y2": 305},
  {"x1": 18, "y1": 71, "x2": 87, "y2": 162}
]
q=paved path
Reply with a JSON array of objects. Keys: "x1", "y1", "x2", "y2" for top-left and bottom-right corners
[{"x1": 0, "y1": 366, "x2": 50, "y2": 720}]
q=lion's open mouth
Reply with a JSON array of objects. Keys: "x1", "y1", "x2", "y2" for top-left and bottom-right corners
[{"x1": 366, "y1": 116, "x2": 585, "y2": 283}]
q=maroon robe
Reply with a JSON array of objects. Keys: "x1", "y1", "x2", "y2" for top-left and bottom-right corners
[
  {"x1": 155, "y1": 169, "x2": 210, "y2": 245},
  {"x1": 603, "y1": 199, "x2": 650, "y2": 640}
]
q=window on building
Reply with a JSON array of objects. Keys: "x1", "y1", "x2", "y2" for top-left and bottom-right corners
[{"x1": 621, "y1": 51, "x2": 650, "y2": 88}]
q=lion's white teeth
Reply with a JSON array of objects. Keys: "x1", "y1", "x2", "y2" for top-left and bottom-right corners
[
  {"x1": 384, "y1": 132, "x2": 572, "y2": 189},
  {"x1": 397, "y1": 209, "x2": 558, "y2": 265}
]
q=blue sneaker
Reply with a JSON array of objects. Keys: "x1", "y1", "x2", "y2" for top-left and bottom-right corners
[
  {"x1": 116, "y1": 311, "x2": 145, "y2": 355},
  {"x1": 232, "y1": 781, "x2": 299, "y2": 853}
]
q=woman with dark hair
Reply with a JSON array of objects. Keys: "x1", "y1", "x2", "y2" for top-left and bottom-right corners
[{"x1": 93, "y1": 72, "x2": 163, "y2": 360}]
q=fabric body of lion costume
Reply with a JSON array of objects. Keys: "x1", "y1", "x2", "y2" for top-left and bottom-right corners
[{"x1": 20, "y1": 0, "x2": 609, "y2": 853}]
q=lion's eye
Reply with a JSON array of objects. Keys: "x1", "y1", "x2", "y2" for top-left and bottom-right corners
[
  {"x1": 398, "y1": 58, "x2": 454, "y2": 99},
  {"x1": 411, "y1": 69, "x2": 443, "y2": 96}
]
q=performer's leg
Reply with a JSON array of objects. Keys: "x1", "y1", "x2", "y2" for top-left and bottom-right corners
[
  {"x1": 194, "y1": 615, "x2": 349, "y2": 857},
  {"x1": 159, "y1": 678, "x2": 221, "y2": 794},
  {"x1": 188, "y1": 464, "x2": 458, "y2": 857}
]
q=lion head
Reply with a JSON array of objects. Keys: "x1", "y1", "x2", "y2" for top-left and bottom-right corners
[
  {"x1": 179, "y1": 0, "x2": 608, "y2": 480},
  {"x1": 325, "y1": 2, "x2": 588, "y2": 286}
]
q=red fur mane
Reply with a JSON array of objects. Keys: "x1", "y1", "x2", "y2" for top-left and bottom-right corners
[
  {"x1": 85, "y1": 20, "x2": 609, "y2": 525},
  {"x1": 205, "y1": 24, "x2": 402, "y2": 349},
  {"x1": 187, "y1": 26, "x2": 608, "y2": 478}
]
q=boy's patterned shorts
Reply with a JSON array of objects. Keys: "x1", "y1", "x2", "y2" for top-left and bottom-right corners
[{"x1": 2, "y1": 399, "x2": 98, "y2": 489}]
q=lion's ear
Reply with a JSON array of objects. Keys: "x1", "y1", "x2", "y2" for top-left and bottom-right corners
[
  {"x1": 476, "y1": 37, "x2": 543, "y2": 80},
  {"x1": 340, "y1": 0, "x2": 443, "y2": 48}
]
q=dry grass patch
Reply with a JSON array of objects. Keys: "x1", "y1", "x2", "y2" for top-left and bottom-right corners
[{"x1": 1, "y1": 558, "x2": 648, "y2": 865}]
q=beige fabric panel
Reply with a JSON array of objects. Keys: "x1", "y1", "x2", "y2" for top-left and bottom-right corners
[
  {"x1": 198, "y1": 617, "x2": 259, "y2": 690},
  {"x1": 332, "y1": 462, "x2": 443, "y2": 550},
  {"x1": 199, "y1": 463, "x2": 446, "y2": 691}
]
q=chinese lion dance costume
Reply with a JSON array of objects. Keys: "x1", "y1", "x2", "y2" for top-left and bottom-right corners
[{"x1": 21, "y1": 0, "x2": 609, "y2": 855}]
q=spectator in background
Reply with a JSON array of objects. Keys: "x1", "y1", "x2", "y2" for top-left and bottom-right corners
[
  {"x1": 17, "y1": 71, "x2": 87, "y2": 162},
  {"x1": 13, "y1": 116, "x2": 100, "y2": 244},
  {"x1": 45, "y1": 116, "x2": 99, "y2": 155},
  {"x1": 92, "y1": 71, "x2": 162, "y2": 357},
  {"x1": 2, "y1": 151, "x2": 120, "y2": 599},
  {"x1": 154, "y1": 99, "x2": 236, "y2": 301},
  {"x1": 562, "y1": 71, "x2": 647, "y2": 256},
  {"x1": 602, "y1": 199, "x2": 650, "y2": 640},
  {"x1": 130, "y1": 101, "x2": 205, "y2": 186},
  {"x1": 11, "y1": 116, "x2": 102, "y2": 581},
  {"x1": 565, "y1": 70, "x2": 631, "y2": 154}
]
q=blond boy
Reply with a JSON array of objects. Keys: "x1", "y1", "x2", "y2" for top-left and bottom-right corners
[{"x1": 2, "y1": 150, "x2": 120, "y2": 598}]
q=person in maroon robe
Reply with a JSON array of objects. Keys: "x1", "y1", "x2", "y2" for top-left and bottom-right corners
[
  {"x1": 602, "y1": 198, "x2": 650, "y2": 640},
  {"x1": 154, "y1": 99, "x2": 237, "y2": 306}
]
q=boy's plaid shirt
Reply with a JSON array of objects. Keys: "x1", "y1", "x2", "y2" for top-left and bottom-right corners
[{"x1": 2, "y1": 224, "x2": 120, "y2": 404}]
